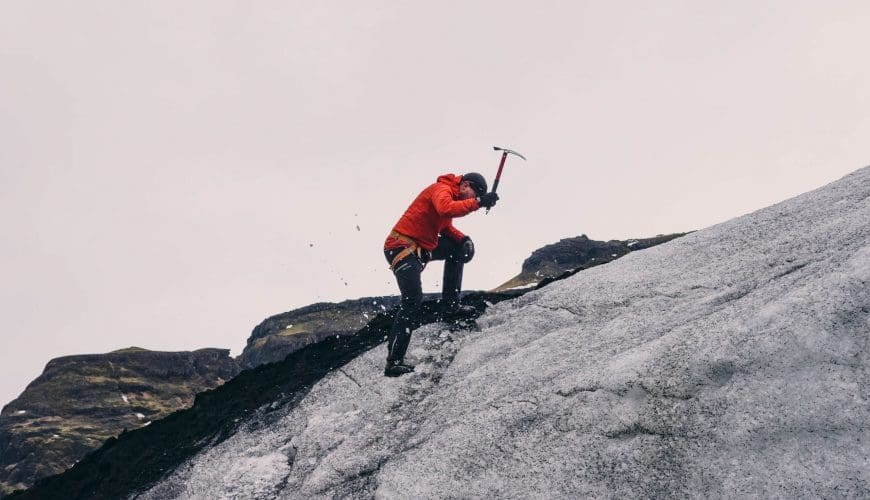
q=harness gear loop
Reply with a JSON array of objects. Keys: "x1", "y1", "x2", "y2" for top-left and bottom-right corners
[{"x1": 388, "y1": 231, "x2": 427, "y2": 271}]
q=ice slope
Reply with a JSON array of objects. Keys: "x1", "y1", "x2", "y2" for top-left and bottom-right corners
[{"x1": 139, "y1": 167, "x2": 870, "y2": 498}]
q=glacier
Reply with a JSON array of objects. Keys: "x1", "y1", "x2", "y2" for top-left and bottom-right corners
[{"x1": 139, "y1": 167, "x2": 869, "y2": 498}]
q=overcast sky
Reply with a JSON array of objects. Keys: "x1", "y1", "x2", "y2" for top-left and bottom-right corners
[{"x1": 1, "y1": 1, "x2": 868, "y2": 407}]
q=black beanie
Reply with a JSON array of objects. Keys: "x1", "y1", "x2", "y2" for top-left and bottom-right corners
[{"x1": 462, "y1": 172, "x2": 488, "y2": 196}]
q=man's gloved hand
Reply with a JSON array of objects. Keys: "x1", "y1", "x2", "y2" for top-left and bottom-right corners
[
  {"x1": 460, "y1": 236, "x2": 475, "y2": 263},
  {"x1": 477, "y1": 192, "x2": 499, "y2": 209}
]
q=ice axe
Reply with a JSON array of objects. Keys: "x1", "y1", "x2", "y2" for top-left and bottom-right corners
[{"x1": 487, "y1": 146, "x2": 526, "y2": 213}]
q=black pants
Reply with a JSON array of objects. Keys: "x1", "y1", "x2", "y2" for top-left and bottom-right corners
[{"x1": 383, "y1": 236, "x2": 466, "y2": 363}]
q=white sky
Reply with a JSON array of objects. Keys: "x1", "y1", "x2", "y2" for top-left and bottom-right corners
[{"x1": 1, "y1": 1, "x2": 868, "y2": 407}]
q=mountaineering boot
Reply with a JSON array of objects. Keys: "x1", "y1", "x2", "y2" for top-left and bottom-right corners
[
  {"x1": 440, "y1": 302, "x2": 477, "y2": 321},
  {"x1": 384, "y1": 359, "x2": 415, "y2": 377}
]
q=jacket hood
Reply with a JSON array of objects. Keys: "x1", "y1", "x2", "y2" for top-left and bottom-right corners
[{"x1": 436, "y1": 173, "x2": 462, "y2": 195}]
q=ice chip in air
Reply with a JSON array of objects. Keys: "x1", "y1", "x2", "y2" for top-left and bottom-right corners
[{"x1": 16, "y1": 410, "x2": 26, "y2": 415}]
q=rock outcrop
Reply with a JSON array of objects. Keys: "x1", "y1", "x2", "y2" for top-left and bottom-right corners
[
  {"x1": 495, "y1": 233, "x2": 686, "y2": 291},
  {"x1": 237, "y1": 296, "x2": 403, "y2": 369},
  {"x1": 0, "y1": 348, "x2": 239, "y2": 496}
]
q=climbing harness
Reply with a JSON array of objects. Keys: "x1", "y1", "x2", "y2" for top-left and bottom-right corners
[{"x1": 388, "y1": 230, "x2": 427, "y2": 271}]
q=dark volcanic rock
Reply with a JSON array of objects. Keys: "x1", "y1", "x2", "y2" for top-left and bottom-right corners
[
  {"x1": 495, "y1": 233, "x2": 686, "y2": 291},
  {"x1": 237, "y1": 296, "x2": 404, "y2": 369},
  {"x1": 0, "y1": 348, "x2": 239, "y2": 496}
]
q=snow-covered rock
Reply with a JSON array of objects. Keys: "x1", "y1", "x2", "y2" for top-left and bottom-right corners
[{"x1": 140, "y1": 167, "x2": 870, "y2": 498}]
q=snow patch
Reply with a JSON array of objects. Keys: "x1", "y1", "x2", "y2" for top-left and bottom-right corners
[{"x1": 502, "y1": 282, "x2": 538, "y2": 291}]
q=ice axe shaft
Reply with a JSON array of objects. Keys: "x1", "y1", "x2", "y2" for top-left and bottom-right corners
[{"x1": 488, "y1": 146, "x2": 526, "y2": 213}]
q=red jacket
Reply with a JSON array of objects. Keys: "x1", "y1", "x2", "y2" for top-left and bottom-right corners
[{"x1": 385, "y1": 174, "x2": 480, "y2": 251}]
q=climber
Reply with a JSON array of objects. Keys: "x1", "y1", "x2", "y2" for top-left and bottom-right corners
[{"x1": 382, "y1": 172, "x2": 499, "y2": 377}]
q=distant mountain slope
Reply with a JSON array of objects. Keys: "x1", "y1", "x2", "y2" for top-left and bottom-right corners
[
  {"x1": 0, "y1": 348, "x2": 238, "y2": 497},
  {"x1": 237, "y1": 296, "x2": 401, "y2": 369},
  {"x1": 125, "y1": 166, "x2": 869, "y2": 498}
]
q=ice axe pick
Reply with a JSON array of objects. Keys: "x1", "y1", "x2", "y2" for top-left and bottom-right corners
[{"x1": 487, "y1": 146, "x2": 526, "y2": 214}]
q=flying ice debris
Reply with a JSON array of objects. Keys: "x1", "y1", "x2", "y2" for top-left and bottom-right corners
[{"x1": 16, "y1": 410, "x2": 25, "y2": 415}]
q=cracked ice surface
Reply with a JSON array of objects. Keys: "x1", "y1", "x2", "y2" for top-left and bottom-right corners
[{"x1": 140, "y1": 167, "x2": 870, "y2": 498}]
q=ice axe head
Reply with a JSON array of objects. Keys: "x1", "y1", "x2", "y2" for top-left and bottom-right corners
[
  {"x1": 493, "y1": 146, "x2": 527, "y2": 162},
  {"x1": 491, "y1": 145, "x2": 526, "y2": 194}
]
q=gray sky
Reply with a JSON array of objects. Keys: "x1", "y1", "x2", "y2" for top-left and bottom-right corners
[{"x1": 1, "y1": 1, "x2": 868, "y2": 407}]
